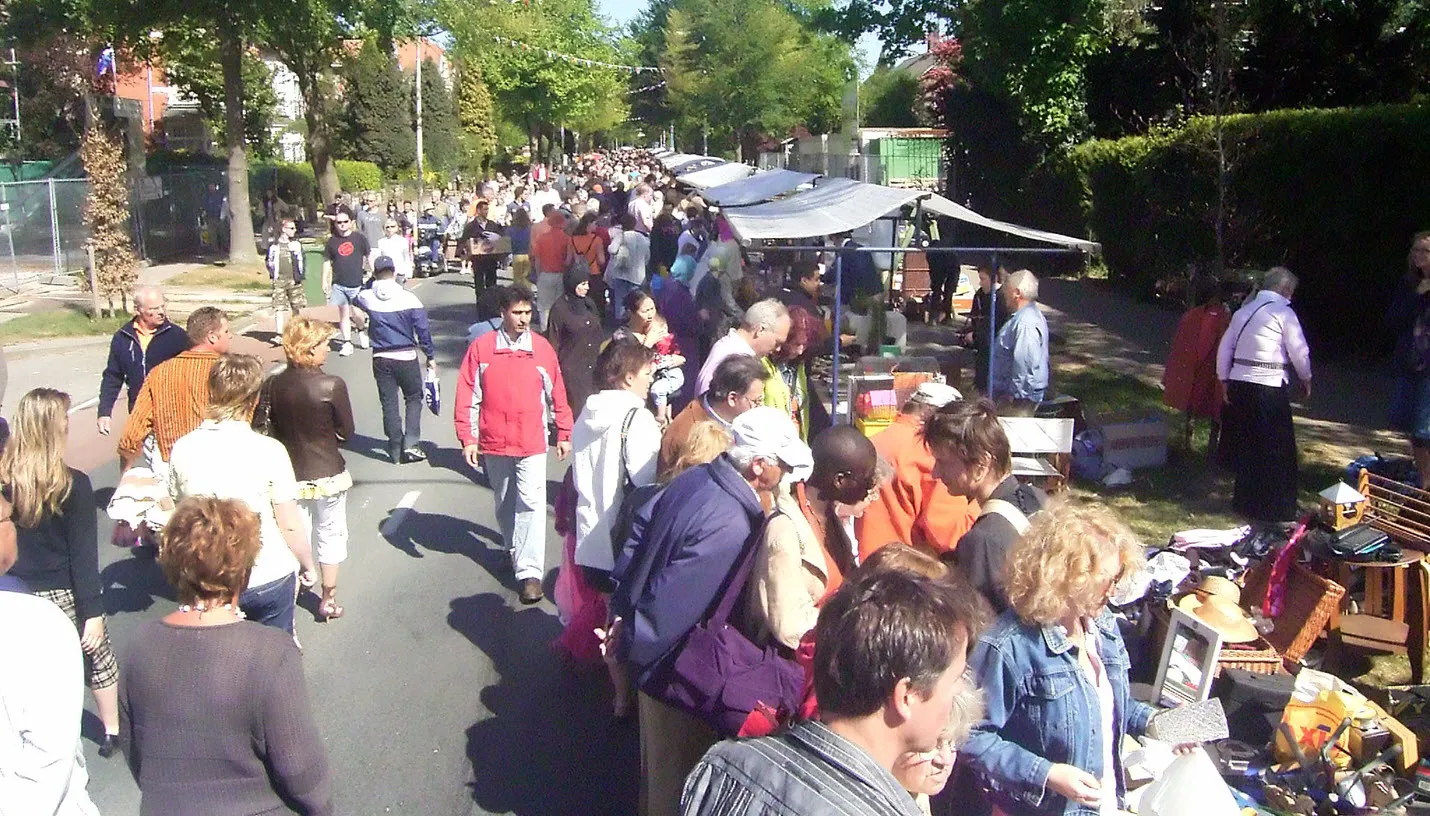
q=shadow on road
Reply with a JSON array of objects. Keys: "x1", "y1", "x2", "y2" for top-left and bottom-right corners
[
  {"x1": 379, "y1": 508, "x2": 520, "y2": 589},
  {"x1": 450, "y1": 592, "x2": 638, "y2": 816},
  {"x1": 102, "y1": 549, "x2": 174, "y2": 615}
]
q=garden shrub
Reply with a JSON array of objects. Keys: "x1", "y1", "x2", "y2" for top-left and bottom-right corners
[{"x1": 335, "y1": 160, "x2": 383, "y2": 193}]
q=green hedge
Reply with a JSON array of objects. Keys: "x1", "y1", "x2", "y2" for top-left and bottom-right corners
[
  {"x1": 335, "y1": 160, "x2": 383, "y2": 193},
  {"x1": 1055, "y1": 103, "x2": 1430, "y2": 353}
]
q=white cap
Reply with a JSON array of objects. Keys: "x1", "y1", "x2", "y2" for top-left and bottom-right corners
[
  {"x1": 730, "y1": 406, "x2": 814, "y2": 481},
  {"x1": 910, "y1": 382, "x2": 963, "y2": 408}
]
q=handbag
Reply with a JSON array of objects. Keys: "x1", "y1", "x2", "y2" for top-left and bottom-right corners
[{"x1": 651, "y1": 512, "x2": 805, "y2": 736}]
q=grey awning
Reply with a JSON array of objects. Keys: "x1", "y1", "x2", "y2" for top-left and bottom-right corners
[{"x1": 701, "y1": 169, "x2": 821, "y2": 207}]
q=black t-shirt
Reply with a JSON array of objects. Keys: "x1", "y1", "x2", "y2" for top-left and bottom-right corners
[
  {"x1": 325, "y1": 232, "x2": 369, "y2": 288},
  {"x1": 948, "y1": 476, "x2": 1047, "y2": 615}
]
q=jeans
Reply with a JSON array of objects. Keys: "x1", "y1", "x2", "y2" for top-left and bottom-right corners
[
  {"x1": 536, "y1": 271, "x2": 564, "y2": 331},
  {"x1": 373, "y1": 356, "x2": 424, "y2": 461},
  {"x1": 483, "y1": 453, "x2": 547, "y2": 581},
  {"x1": 609, "y1": 277, "x2": 640, "y2": 322},
  {"x1": 240, "y1": 572, "x2": 298, "y2": 634}
]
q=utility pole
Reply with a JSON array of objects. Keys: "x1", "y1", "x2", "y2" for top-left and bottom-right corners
[{"x1": 414, "y1": 42, "x2": 425, "y2": 202}]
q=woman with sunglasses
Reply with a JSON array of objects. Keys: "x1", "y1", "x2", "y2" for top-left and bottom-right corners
[
  {"x1": 746, "y1": 425, "x2": 884, "y2": 651},
  {"x1": 376, "y1": 218, "x2": 414, "y2": 284},
  {"x1": 954, "y1": 501, "x2": 1153, "y2": 816}
]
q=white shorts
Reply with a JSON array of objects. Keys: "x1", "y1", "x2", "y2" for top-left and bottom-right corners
[{"x1": 300, "y1": 492, "x2": 350, "y2": 566}]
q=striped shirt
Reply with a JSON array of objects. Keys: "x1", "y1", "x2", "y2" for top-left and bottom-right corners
[
  {"x1": 681, "y1": 720, "x2": 922, "y2": 816},
  {"x1": 118, "y1": 349, "x2": 218, "y2": 460}
]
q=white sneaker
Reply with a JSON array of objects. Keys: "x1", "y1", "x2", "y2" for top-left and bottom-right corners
[
  {"x1": 339, "y1": 341, "x2": 354, "y2": 357},
  {"x1": 355, "y1": 330, "x2": 370, "y2": 349}
]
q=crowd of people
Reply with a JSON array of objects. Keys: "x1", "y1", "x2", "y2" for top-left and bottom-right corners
[{"x1": 3, "y1": 146, "x2": 1275, "y2": 816}]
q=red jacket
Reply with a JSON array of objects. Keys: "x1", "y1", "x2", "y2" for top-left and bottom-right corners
[{"x1": 455, "y1": 328, "x2": 573, "y2": 457}]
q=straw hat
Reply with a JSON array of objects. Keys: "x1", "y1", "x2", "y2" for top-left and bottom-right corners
[{"x1": 1177, "y1": 592, "x2": 1259, "y2": 643}]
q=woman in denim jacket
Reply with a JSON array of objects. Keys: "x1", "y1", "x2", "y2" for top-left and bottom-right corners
[{"x1": 956, "y1": 501, "x2": 1153, "y2": 816}]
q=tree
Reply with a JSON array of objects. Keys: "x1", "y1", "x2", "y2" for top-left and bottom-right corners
[
  {"x1": 655, "y1": 0, "x2": 854, "y2": 159},
  {"x1": 258, "y1": 0, "x2": 348, "y2": 203},
  {"x1": 338, "y1": 40, "x2": 415, "y2": 174},
  {"x1": 413, "y1": 59, "x2": 460, "y2": 173},
  {"x1": 455, "y1": 61, "x2": 497, "y2": 173},
  {"x1": 160, "y1": 32, "x2": 280, "y2": 160},
  {"x1": 81, "y1": 125, "x2": 138, "y2": 315},
  {"x1": 859, "y1": 66, "x2": 923, "y2": 127}
]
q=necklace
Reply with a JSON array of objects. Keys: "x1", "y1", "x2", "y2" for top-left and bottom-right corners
[{"x1": 177, "y1": 601, "x2": 246, "y2": 620}]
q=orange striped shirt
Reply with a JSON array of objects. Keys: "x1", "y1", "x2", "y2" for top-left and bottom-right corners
[{"x1": 118, "y1": 349, "x2": 219, "y2": 460}]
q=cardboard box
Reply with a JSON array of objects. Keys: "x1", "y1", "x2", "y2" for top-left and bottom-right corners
[{"x1": 1101, "y1": 417, "x2": 1169, "y2": 470}]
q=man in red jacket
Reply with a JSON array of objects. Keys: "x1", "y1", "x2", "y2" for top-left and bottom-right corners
[{"x1": 456, "y1": 285, "x2": 574, "y2": 604}]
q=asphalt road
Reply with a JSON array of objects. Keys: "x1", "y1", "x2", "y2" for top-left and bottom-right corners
[{"x1": 81, "y1": 270, "x2": 640, "y2": 815}]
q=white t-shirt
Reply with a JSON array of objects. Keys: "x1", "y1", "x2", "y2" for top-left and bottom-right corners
[
  {"x1": 0, "y1": 591, "x2": 101, "y2": 816},
  {"x1": 168, "y1": 420, "x2": 301, "y2": 588},
  {"x1": 376, "y1": 235, "x2": 413, "y2": 281}
]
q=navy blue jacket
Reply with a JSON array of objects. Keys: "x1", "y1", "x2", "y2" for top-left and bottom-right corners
[
  {"x1": 99, "y1": 320, "x2": 190, "y2": 417},
  {"x1": 612, "y1": 454, "x2": 765, "y2": 685}
]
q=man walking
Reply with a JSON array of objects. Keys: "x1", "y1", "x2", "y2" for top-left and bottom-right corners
[
  {"x1": 460, "y1": 199, "x2": 504, "y2": 294},
  {"x1": 117, "y1": 307, "x2": 232, "y2": 473},
  {"x1": 531, "y1": 207, "x2": 575, "y2": 329},
  {"x1": 324, "y1": 209, "x2": 371, "y2": 357},
  {"x1": 357, "y1": 196, "x2": 386, "y2": 259},
  {"x1": 266, "y1": 218, "x2": 307, "y2": 341},
  {"x1": 989, "y1": 269, "x2": 1049, "y2": 406},
  {"x1": 97, "y1": 284, "x2": 188, "y2": 437},
  {"x1": 455, "y1": 286, "x2": 574, "y2": 604},
  {"x1": 357, "y1": 257, "x2": 436, "y2": 464}
]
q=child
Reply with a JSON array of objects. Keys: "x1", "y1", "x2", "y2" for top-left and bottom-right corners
[
  {"x1": 644, "y1": 314, "x2": 686, "y2": 426},
  {"x1": 265, "y1": 218, "x2": 306, "y2": 342}
]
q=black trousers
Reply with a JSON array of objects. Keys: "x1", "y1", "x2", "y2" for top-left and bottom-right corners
[
  {"x1": 1221, "y1": 379, "x2": 1299, "y2": 523},
  {"x1": 927, "y1": 255, "x2": 958, "y2": 317},
  {"x1": 373, "y1": 356, "x2": 424, "y2": 460}
]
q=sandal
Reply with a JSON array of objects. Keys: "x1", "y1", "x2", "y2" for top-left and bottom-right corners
[{"x1": 318, "y1": 587, "x2": 345, "y2": 621}]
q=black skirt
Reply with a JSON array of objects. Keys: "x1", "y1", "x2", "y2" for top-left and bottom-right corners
[{"x1": 1221, "y1": 379, "x2": 1299, "y2": 523}]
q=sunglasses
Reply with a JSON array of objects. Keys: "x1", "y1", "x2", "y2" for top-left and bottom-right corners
[{"x1": 335, "y1": 219, "x2": 351, "y2": 225}]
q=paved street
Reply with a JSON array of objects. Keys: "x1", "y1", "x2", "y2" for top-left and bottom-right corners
[{"x1": 68, "y1": 271, "x2": 640, "y2": 815}]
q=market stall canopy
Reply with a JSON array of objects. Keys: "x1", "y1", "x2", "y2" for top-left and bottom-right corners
[
  {"x1": 721, "y1": 177, "x2": 925, "y2": 242},
  {"x1": 701, "y1": 169, "x2": 821, "y2": 207},
  {"x1": 677, "y1": 162, "x2": 756, "y2": 189},
  {"x1": 921, "y1": 193, "x2": 1101, "y2": 253},
  {"x1": 666, "y1": 156, "x2": 726, "y2": 175},
  {"x1": 658, "y1": 152, "x2": 701, "y2": 168}
]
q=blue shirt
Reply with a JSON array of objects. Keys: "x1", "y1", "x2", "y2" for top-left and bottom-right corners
[{"x1": 992, "y1": 303, "x2": 1049, "y2": 402}]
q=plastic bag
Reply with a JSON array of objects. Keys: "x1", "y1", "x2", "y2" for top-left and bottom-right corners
[
  {"x1": 423, "y1": 366, "x2": 441, "y2": 416},
  {"x1": 1137, "y1": 748, "x2": 1238, "y2": 816},
  {"x1": 1274, "y1": 667, "x2": 1365, "y2": 768}
]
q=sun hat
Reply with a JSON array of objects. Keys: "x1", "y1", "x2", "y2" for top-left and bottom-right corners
[
  {"x1": 1177, "y1": 576, "x2": 1259, "y2": 643},
  {"x1": 729, "y1": 406, "x2": 813, "y2": 482}
]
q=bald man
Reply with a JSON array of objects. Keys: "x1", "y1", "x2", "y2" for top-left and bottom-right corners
[{"x1": 97, "y1": 285, "x2": 189, "y2": 436}]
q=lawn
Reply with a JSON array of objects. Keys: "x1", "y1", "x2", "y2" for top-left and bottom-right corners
[
  {"x1": 170, "y1": 264, "x2": 270, "y2": 292},
  {"x1": 0, "y1": 304, "x2": 131, "y2": 342},
  {"x1": 1056, "y1": 361, "x2": 1345, "y2": 545}
]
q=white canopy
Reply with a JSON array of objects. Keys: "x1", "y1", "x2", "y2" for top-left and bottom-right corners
[
  {"x1": 677, "y1": 162, "x2": 756, "y2": 189},
  {"x1": 667, "y1": 156, "x2": 725, "y2": 175},
  {"x1": 921, "y1": 193, "x2": 1101, "y2": 253},
  {"x1": 721, "y1": 177, "x2": 925, "y2": 242},
  {"x1": 658, "y1": 152, "x2": 701, "y2": 168},
  {"x1": 701, "y1": 169, "x2": 821, "y2": 207}
]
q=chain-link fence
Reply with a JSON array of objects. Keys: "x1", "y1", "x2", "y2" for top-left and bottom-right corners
[
  {"x1": 0, "y1": 178, "x2": 88, "y2": 289},
  {"x1": 0, "y1": 169, "x2": 232, "y2": 289}
]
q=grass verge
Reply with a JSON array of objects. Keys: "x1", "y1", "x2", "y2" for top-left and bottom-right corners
[
  {"x1": 1057, "y1": 361, "x2": 1346, "y2": 545},
  {"x1": 171, "y1": 264, "x2": 270, "y2": 292},
  {"x1": 0, "y1": 305, "x2": 131, "y2": 342}
]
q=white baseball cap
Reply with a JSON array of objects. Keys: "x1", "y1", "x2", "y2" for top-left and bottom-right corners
[
  {"x1": 730, "y1": 406, "x2": 813, "y2": 481},
  {"x1": 910, "y1": 382, "x2": 963, "y2": 408}
]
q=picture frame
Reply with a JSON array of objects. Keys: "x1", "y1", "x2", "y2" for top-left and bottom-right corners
[{"x1": 1153, "y1": 607, "x2": 1225, "y2": 709}]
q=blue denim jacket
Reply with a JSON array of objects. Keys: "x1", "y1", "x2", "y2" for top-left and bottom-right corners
[{"x1": 960, "y1": 608, "x2": 1155, "y2": 816}]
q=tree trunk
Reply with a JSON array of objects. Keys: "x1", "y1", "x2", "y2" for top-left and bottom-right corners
[
  {"x1": 301, "y1": 79, "x2": 340, "y2": 203},
  {"x1": 220, "y1": 32, "x2": 258, "y2": 265}
]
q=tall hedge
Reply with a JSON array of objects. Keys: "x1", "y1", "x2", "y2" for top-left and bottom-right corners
[
  {"x1": 1056, "y1": 103, "x2": 1430, "y2": 354},
  {"x1": 334, "y1": 160, "x2": 383, "y2": 193}
]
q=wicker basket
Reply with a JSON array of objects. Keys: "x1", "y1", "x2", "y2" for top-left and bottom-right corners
[
  {"x1": 1215, "y1": 637, "x2": 1288, "y2": 676},
  {"x1": 1241, "y1": 558, "x2": 1347, "y2": 664}
]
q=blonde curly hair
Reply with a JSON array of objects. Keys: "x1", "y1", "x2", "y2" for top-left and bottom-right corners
[{"x1": 1004, "y1": 500, "x2": 1145, "y2": 625}]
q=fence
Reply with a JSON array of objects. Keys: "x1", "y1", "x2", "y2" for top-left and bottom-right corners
[
  {"x1": 0, "y1": 178, "x2": 88, "y2": 289},
  {"x1": 758, "y1": 141, "x2": 947, "y2": 188},
  {"x1": 0, "y1": 169, "x2": 230, "y2": 289}
]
